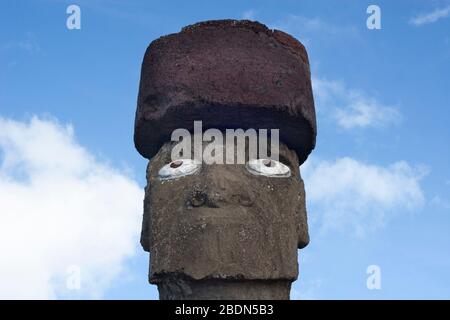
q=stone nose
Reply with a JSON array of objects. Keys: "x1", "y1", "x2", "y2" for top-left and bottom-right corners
[
  {"x1": 188, "y1": 165, "x2": 255, "y2": 208},
  {"x1": 187, "y1": 186, "x2": 229, "y2": 208},
  {"x1": 188, "y1": 189, "x2": 208, "y2": 208}
]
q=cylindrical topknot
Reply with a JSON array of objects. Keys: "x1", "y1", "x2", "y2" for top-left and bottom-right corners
[{"x1": 134, "y1": 19, "x2": 317, "y2": 164}]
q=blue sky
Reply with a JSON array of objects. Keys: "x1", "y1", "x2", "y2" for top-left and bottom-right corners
[{"x1": 0, "y1": 0, "x2": 449, "y2": 299}]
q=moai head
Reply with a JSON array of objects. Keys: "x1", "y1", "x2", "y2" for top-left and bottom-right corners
[{"x1": 134, "y1": 20, "x2": 316, "y2": 299}]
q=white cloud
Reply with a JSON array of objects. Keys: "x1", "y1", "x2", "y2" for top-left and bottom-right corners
[
  {"x1": 409, "y1": 6, "x2": 450, "y2": 26},
  {"x1": 284, "y1": 15, "x2": 330, "y2": 31},
  {"x1": 313, "y1": 77, "x2": 401, "y2": 129},
  {"x1": 271, "y1": 15, "x2": 336, "y2": 34},
  {"x1": 301, "y1": 157, "x2": 426, "y2": 237},
  {"x1": 291, "y1": 278, "x2": 324, "y2": 300},
  {"x1": 242, "y1": 9, "x2": 256, "y2": 20},
  {"x1": 269, "y1": 14, "x2": 359, "y2": 46},
  {"x1": 0, "y1": 116, "x2": 143, "y2": 299},
  {"x1": 430, "y1": 195, "x2": 450, "y2": 210},
  {"x1": 2, "y1": 32, "x2": 41, "y2": 55}
]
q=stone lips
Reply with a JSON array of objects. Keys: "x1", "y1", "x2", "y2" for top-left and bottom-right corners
[{"x1": 134, "y1": 19, "x2": 317, "y2": 164}]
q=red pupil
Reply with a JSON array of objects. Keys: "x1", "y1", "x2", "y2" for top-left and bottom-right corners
[
  {"x1": 170, "y1": 160, "x2": 183, "y2": 168},
  {"x1": 263, "y1": 159, "x2": 272, "y2": 167}
]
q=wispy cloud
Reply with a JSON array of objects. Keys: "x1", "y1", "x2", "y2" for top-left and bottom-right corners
[
  {"x1": 2, "y1": 32, "x2": 41, "y2": 55},
  {"x1": 0, "y1": 116, "x2": 143, "y2": 299},
  {"x1": 242, "y1": 9, "x2": 256, "y2": 20},
  {"x1": 269, "y1": 14, "x2": 359, "y2": 46},
  {"x1": 272, "y1": 15, "x2": 337, "y2": 33},
  {"x1": 430, "y1": 195, "x2": 450, "y2": 210},
  {"x1": 409, "y1": 5, "x2": 450, "y2": 26},
  {"x1": 313, "y1": 78, "x2": 401, "y2": 130},
  {"x1": 291, "y1": 278, "x2": 324, "y2": 300},
  {"x1": 301, "y1": 157, "x2": 427, "y2": 237}
]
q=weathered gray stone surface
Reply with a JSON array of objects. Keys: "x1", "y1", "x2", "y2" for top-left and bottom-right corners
[
  {"x1": 134, "y1": 19, "x2": 316, "y2": 165},
  {"x1": 134, "y1": 19, "x2": 316, "y2": 300},
  {"x1": 157, "y1": 278, "x2": 292, "y2": 300},
  {"x1": 141, "y1": 141, "x2": 309, "y2": 299}
]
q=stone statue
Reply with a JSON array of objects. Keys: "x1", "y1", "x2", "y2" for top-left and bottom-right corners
[{"x1": 134, "y1": 20, "x2": 316, "y2": 299}]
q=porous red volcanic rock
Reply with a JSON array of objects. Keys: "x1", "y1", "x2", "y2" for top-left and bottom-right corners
[{"x1": 134, "y1": 19, "x2": 316, "y2": 164}]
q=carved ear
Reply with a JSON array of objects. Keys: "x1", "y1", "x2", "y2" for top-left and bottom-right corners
[
  {"x1": 140, "y1": 161, "x2": 153, "y2": 252},
  {"x1": 297, "y1": 174, "x2": 310, "y2": 249},
  {"x1": 140, "y1": 185, "x2": 151, "y2": 252},
  {"x1": 297, "y1": 196, "x2": 310, "y2": 249},
  {"x1": 298, "y1": 222, "x2": 310, "y2": 249}
]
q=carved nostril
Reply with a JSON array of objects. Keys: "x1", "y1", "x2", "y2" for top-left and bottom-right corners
[
  {"x1": 238, "y1": 194, "x2": 254, "y2": 207},
  {"x1": 190, "y1": 190, "x2": 206, "y2": 207},
  {"x1": 188, "y1": 184, "x2": 254, "y2": 208}
]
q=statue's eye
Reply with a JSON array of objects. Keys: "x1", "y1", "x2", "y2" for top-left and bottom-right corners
[
  {"x1": 245, "y1": 159, "x2": 291, "y2": 177},
  {"x1": 158, "y1": 159, "x2": 201, "y2": 180}
]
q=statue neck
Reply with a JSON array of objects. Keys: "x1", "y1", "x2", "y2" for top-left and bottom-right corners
[{"x1": 157, "y1": 278, "x2": 292, "y2": 300}]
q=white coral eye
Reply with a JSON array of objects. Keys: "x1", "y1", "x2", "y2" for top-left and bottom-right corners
[
  {"x1": 158, "y1": 159, "x2": 201, "y2": 180},
  {"x1": 245, "y1": 159, "x2": 291, "y2": 177}
]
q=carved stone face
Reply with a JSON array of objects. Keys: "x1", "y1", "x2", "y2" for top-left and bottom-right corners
[{"x1": 141, "y1": 140, "x2": 309, "y2": 283}]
